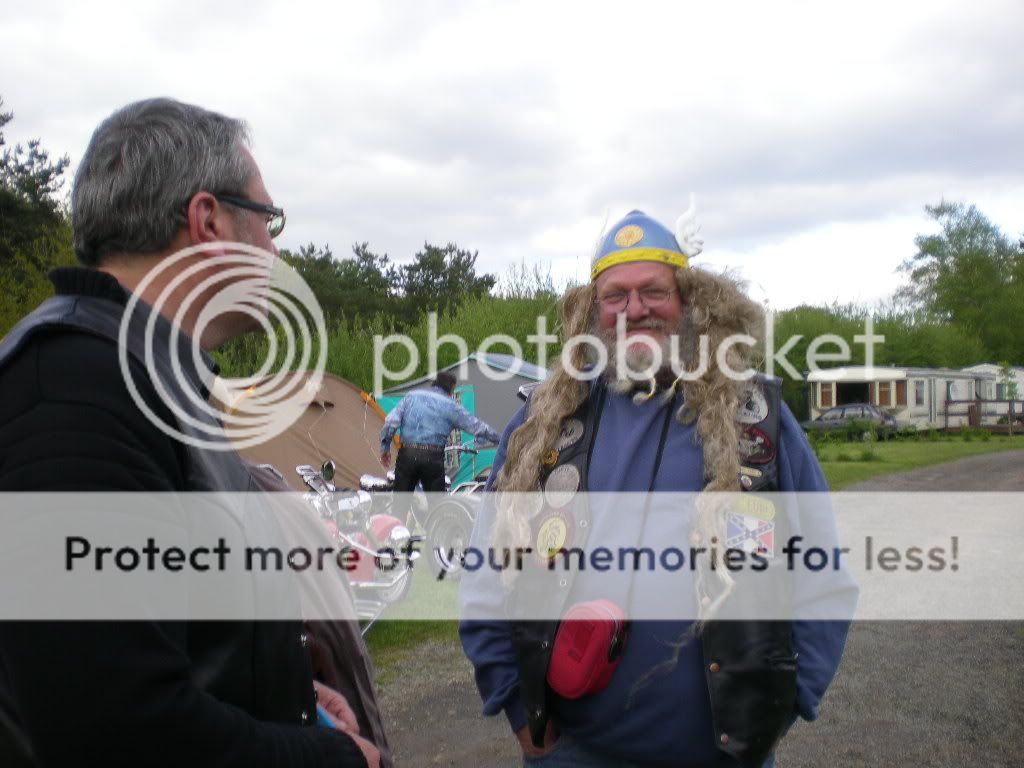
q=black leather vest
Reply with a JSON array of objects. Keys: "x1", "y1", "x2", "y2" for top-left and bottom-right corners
[{"x1": 512, "y1": 375, "x2": 796, "y2": 767}]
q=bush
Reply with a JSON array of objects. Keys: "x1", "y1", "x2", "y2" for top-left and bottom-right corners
[
  {"x1": 835, "y1": 452, "x2": 853, "y2": 462},
  {"x1": 978, "y1": 430, "x2": 992, "y2": 442},
  {"x1": 858, "y1": 448, "x2": 878, "y2": 461},
  {"x1": 926, "y1": 428, "x2": 940, "y2": 442},
  {"x1": 960, "y1": 426, "x2": 973, "y2": 442},
  {"x1": 847, "y1": 419, "x2": 879, "y2": 442},
  {"x1": 897, "y1": 426, "x2": 920, "y2": 440}
]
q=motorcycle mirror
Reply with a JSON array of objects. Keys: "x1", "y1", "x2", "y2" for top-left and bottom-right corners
[{"x1": 321, "y1": 460, "x2": 336, "y2": 483}]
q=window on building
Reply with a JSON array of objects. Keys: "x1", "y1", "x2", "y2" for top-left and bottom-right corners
[
  {"x1": 820, "y1": 382, "x2": 834, "y2": 408},
  {"x1": 914, "y1": 381, "x2": 925, "y2": 406},
  {"x1": 997, "y1": 383, "x2": 1006, "y2": 400},
  {"x1": 878, "y1": 381, "x2": 891, "y2": 406},
  {"x1": 896, "y1": 381, "x2": 907, "y2": 406}
]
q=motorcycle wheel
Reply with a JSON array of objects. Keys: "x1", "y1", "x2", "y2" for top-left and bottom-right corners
[{"x1": 426, "y1": 502, "x2": 475, "y2": 582}]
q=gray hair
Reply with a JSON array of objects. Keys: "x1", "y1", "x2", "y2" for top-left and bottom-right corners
[{"x1": 71, "y1": 98, "x2": 252, "y2": 266}]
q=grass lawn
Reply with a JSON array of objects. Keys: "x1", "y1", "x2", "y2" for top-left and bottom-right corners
[
  {"x1": 816, "y1": 434, "x2": 1024, "y2": 489},
  {"x1": 365, "y1": 434, "x2": 1024, "y2": 666},
  {"x1": 364, "y1": 568, "x2": 459, "y2": 683}
]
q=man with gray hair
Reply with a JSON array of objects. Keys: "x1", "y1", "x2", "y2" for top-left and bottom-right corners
[{"x1": 0, "y1": 98, "x2": 382, "y2": 767}]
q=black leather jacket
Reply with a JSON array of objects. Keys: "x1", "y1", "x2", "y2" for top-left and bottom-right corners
[{"x1": 0, "y1": 268, "x2": 366, "y2": 767}]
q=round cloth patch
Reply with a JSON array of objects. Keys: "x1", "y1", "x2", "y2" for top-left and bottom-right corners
[
  {"x1": 736, "y1": 383, "x2": 769, "y2": 424},
  {"x1": 738, "y1": 425, "x2": 776, "y2": 465},
  {"x1": 534, "y1": 507, "x2": 575, "y2": 562},
  {"x1": 556, "y1": 418, "x2": 585, "y2": 451},
  {"x1": 544, "y1": 463, "x2": 581, "y2": 508}
]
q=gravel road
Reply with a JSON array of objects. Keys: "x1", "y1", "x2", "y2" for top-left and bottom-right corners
[
  {"x1": 842, "y1": 449, "x2": 1024, "y2": 492},
  {"x1": 377, "y1": 450, "x2": 1024, "y2": 768}
]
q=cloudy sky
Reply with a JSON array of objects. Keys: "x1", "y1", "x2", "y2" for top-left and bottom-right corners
[{"x1": 3, "y1": 0, "x2": 1022, "y2": 309}]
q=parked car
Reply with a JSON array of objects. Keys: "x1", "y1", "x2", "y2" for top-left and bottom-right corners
[{"x1": 801, "y1": 403, "x2": 897, "y2": 440}]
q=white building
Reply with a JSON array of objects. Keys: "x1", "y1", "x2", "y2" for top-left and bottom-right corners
[
  {"x1": 961, "y1": 363, "x2": 1024, "y2": 399},
  {"x1": 805, "y1": 365, "x2": 1016, "y2": 429}
]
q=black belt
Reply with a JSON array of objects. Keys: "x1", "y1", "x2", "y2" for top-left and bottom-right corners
[{"x1": 400, "y1": 442, "x2": 445, "y2": 453}]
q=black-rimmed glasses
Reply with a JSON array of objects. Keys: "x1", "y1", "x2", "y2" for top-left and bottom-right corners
[
  {"x1": 594, "y1": 287, "x2": 676, "y2": 312},
  {"x1": 215, "y1": 194, "x2": 286, "y2": 239}
]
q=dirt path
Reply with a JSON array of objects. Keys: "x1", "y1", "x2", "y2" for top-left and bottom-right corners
[{"x1": 377, "y1": 451, "x2": 1024, "y2": 767}]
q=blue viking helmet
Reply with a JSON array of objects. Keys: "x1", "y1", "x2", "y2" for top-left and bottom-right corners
[{"x1": 591, "y1": 210, "x2": 688, "y2": 281}]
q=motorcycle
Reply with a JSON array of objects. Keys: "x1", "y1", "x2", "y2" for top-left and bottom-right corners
[
  {"x1": 296, "y1": 460, "x2": 421, "y2": 633},
  {"x1": 357, "y1": 443, "x2": 485, "y2": 580}
]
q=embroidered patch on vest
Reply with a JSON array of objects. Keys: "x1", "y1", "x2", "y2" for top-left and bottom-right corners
[
  {"x1": 736, "y1": 382, "x2": 770, "y2": 424},
  {"x1": 726, "y1": 512, "x2": 775, "y2": 558},
  {"x1": 556, "y1": 418, "x2": 585, "y2": 450},
  {"x1": 732, "y1": 493, "x2": 776, "y2": 521},
  {"x1": 739, "y1": 425, "x2": 776, "y2": 465},
  {"x1": 533, "y1": 507, "x2": 575, "y2": 563},
  {"x1": 544, "y1": 464, "x2": 580, "y2": 508}
]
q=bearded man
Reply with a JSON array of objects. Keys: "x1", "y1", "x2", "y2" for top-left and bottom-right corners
[{"x1": 459, "y1": 209, "x2": 856, "y2": 767}]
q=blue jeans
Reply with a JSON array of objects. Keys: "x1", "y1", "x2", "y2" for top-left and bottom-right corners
[{"x1": 522, "y1": 732, "x2": 776, "y2": 767}]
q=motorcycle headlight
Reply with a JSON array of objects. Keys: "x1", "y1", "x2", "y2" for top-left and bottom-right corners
[
  {"x1": 387, "y1": 525, "x2": 411, "y2": 550},
  {"x1": 357, "y1": 490, "x2": 373, "y2": 514},
  {"x1": 359, "y1": 474, "x2": 390, "y2": 493},
  {"x1": 334, "y1": 491, "x2": 361, "y2": 523}
]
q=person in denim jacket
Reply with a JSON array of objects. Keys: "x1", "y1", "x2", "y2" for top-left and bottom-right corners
[{"x1": 380, "y1": 371, "x2": 500, "y2": 518}]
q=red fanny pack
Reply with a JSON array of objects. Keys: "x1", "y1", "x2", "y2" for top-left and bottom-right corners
[{"x1": 545, "y1": 599, "x2": 628, "y2": 699}]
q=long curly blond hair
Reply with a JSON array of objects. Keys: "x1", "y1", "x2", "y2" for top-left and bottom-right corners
[{"x1": 492, "y1": 265, "x2": 765, "y2": 608}]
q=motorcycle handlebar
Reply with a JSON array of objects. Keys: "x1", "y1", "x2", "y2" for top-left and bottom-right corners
[{"x1": 444, "y1": 444, "x2": 478, "y2": 455}]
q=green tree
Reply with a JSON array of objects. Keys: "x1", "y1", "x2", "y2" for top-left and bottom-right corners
[
  {"x1": 999, "y1": 361, "x2": 1019, "y2": 401},
  {"x1": 398, "y1": 242, "x2": 496, "y2": 323},
  {"x1": 0, "y1": 97, "x2": 76, "y2": 337},
  {"x1": 765, "y1": 301, "x2": 991, "y2": 419},
  {"x1": 898, "y1": 201, "x2": 1023, "y2": 362},
  {"x1": 279, "y1": 242, "x2": 400, "y2": 330}
]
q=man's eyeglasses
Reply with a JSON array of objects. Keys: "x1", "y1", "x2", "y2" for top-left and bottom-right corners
[
  {"x1": 595, "y1": 287, "x2": 676, "y2": 312},
  {"x1": 215, "y1": 194, "x2": 286, "y2": 239}
]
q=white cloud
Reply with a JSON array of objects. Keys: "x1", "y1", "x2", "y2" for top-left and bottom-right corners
[{"x1": 2, "y1": 0, "x2": 1021, "y2": 308}]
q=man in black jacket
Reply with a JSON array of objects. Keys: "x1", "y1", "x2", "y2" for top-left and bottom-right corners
[{"x1": 0, "y1": 98, "x2": 379, "y2": 767}]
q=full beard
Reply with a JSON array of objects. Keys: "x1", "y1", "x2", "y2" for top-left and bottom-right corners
[{"x1": 590, "y1": 313, "x2": 700, "y2": 396}]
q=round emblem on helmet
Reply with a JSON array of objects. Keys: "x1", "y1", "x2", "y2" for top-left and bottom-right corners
[
  {"x1": 613, "y1": 224, "x2": 644, "y2": 248},
  {"x1": 544, "y1": 464, "x2": 580, "y2": 508},
  {"x1": 556, "y1": 418, "x2": 584, "y2": 450},
  {"x1": 542, "y1": 449, "x2": 559, "y2": 467}
]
